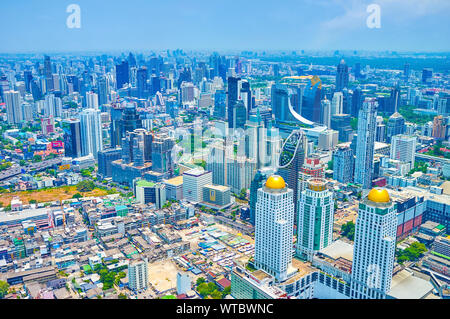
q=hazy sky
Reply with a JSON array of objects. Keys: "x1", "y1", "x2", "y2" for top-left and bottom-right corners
[{"x1": 0, "y1": 0, "x2": 449, "y2": 53}]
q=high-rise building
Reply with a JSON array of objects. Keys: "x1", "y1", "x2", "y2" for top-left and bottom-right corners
[
  {"x1": 136, "y1": 67, "x2": 148, "y2": 99},
  {"x1": 254, "y1": 175, "x2": 295, "y2": 282},
  {"x1": 183, "y1": 168, "x2": 212, "y2": 203},
  {"x1": 278, "y1": 130, "x2": 306, "y2": 219},
  {"x1": 301, "y1": 76, "x2": 322, "y2": 123},
  {"x1": 331, "y1": 91, "x2": 343, "y2": 116},
  {"x1": 135, "y1": 180, "x2": 166, "y2": 209},
  {"x1": 354, "y1": 98, "x2": 378, "y2": 189},
  {"x1": 44, "y1": 55, "x2": 54, "y2": 92},
  {"x1": 336, "y1": 59, "x2": 349, "y2": 91},
  {"x1": 213, "y1": 89, "x2": 227, "y2": 119},
  {"x1": 227, "y1": 76, "x2": 242, "y2": 128},
  {"x1": 297, "y1": 178, "x2": 334, "y2": 261},
  {"x1": 44, "y1": 93, "x2": 62, "y2": 118},
  {"x1": 86, "y1": 91, "x2": 99, "y2": 109},
  {"x1": 116, "y1": 60, "x2": 130, "y2": 89},
  {"x1": 80, "y1": 108, "x2": 103, "y2": 158},
  {"x1": 321, "y1": 98, "x2": 331, "y2": 128},
  {"x1": 351, "y1": 86, "x2": 364, "y2": 117},
  {"x1": 390, "y1": 135, "x2": 417, "y2": 165},
  {"x1": 298, "y1": 156, "x2": 325, "y2": 194},
  {"x1": 128, "y1": 258, "x2": 149, "y2": 291},
  {"x1": 422, "y1": 68, "x2": 433, "y2": 84},
  {"x1": 151, "y1": 134, "x2": 175, "y2": 178},
  {"x1": 63, "y1": 119, "x2": 82, "y2": 158},
  {"x1": 386, "y1": 112, "x2": 406, "y2": 143},
  {"x1": 97, "y1": 148, "x2": 122, "y2": 178},
  {"x1": 432, "y1": 115, "x2": 447, "y2": 140},
  {"x1": 4, "y1": 90, "x2": 23, "y2": 124},
  {"x1": 333, "y1": 145, "x2": 354, "y2": 184},
  {"x1": 249, "y1": 167, "x2": 274, "y2": 225},
  {"x1": 351, "y1": 188, "x2": 397, "y2": 299}
]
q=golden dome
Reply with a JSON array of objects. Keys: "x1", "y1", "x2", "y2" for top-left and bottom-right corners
[
  {"x1": 265, "y1": 175, "x2": 286, "y2": 190},
  {"x1": 367, "y1": 188, "x2": 390, "y2": 203}
]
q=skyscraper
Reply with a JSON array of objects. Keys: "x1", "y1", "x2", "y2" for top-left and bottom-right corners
[
  {"x1": 390, "y1": 135, "x2": 417, "y2": 165},
  {"x1": 333, "y1": 145, "x2": 354, "y2": 184},
  {"x1": 136, "y1": 67, "x2": 148, "y2": 99},
  {"x1": 44, "y1": 55, "x2": 54, "y2": 91},
  {"x1": 249, "y1": 167, "x2": 273, "y2": 225},
  {"x1": 227, "y1": 76, "x2": 241, "y2": 129},
  {"x1": 336, "y1": 59, "x2": 349, "y2": 91},
  {"x1": 351, "y1": 188, "x2": 397, "y2": 299},
  {"x1": 63, "y1": 119, "x2": 82, "y2": 158},
  {"x1": 80, "y1": 108, "x2": 103, "y2": 158},
  {"x1": 4, "y1": 90, "x2": 23, "y2": 124},
  {"x1": 297, "y1": 178, "x2": 334, "y2": 261},
  {"x1": 254, "y1": 175, "x2": 295, "y2": 282},
  {"x1": 386, "y1": 112, "x2": 406, "y2": 143},
  {"x1": 354, "y1": 98, "x2": 377, "y2": 190},
  {"x1": 116, "y1": 60, "x2": 130, "y2": 89},
  {"x1": 331, "y1": 91, "x2": 343, "y2": 116},
  {"x1": 277, "y1": 130, "x2": 306, "y2": 223}
]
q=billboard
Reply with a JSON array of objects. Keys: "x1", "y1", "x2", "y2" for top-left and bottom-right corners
[
  {"x1": 59, "y1": 164, "x2": 71, "y2": 171},
  {"x1": 51, "y1": 141, "x2": 64, "y2": 149}
]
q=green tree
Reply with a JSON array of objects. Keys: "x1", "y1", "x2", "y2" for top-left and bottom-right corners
[
  {"x1": 196, "y1": 277, "x2": 206, "y2": 286},
  {"x1": 118, "y1": 293, "x2": 127, "y2": 299},
  {"x1": 76, "y1": 180, "x2": 95, "y2": 192},
  {"x1": 72, "y1": 193, "x2": 82, "y2": 199},
  {"x1": 0, "y1": 280, "x2": 9, "y2": 299},
  {"x1": 341, "y1": 221, "x2": 355, "y2": 241}
]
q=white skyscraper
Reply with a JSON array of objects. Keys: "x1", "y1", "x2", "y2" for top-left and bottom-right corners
[
  {"x1": 254, "y1": 175, "x2": 295, "y2": 282},
  {"x1": 86, "y1": 91, "x2": 99, "y2": 109},
  {"x1": 80, "y1": 108, "x2": 103, "y2": 158},
  {"x1": 354, "y1": 98, "x2": 378, "y2": 189},
  {"x1": 390, "y1": 135, "x2": 417, "y2": 165},
  {"x1": 4, "y1": 90, "x2": 23, "y2": 124},
  {"x1": 351, "y1": 188, "x2": 397, "y2": 299},
  {"x1": 44, "y1": 94, "x2": 62, "y2": 118},
  {"x1": 128, "y1": 258, "x2": 149, "y2": 291},
  {"x1": 331, "y1": 91, "x2": 343, "y2": 116},
  {"x1": 297, "y1": 178, "x2": 334, "y2": 261},
  {"x1": 321, "y1": 98, "x2": 331, "y2": 128}
]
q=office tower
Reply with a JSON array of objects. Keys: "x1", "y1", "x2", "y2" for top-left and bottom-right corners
[
  {"x1": 390, "y1": 135, "x2": 417, "y2": 165},
  {"x1": 97, "y1": 76, "x2": 108, "y2": 106},
  {"x1": 116, "y1": 60, "x2": 129, "y2": 89},
  {"x1": 183, "y1": 168, "x2": 212, "y2": 203},
  {"x1": 389, "y1": 86, "x2": 400, "y2": 115},
  {"x1": 119, "y1": 103, "x2": 143, "y2": 143},
  {"x1": 80, "y1": 108, "x2": 103, "y2": 158},
  {"x1": 86, "y1": 92, "x2": 99, "y2": 109},
  {"x1": 233, "y1": 100, "x2": 247, "y2": 129},
  {"x1": 354, "y1": 98, "x2": 378, "y2": 189},
  {"x1": 43, "y1": 93, "x2": 62, "y2": 118},
  {"x1": 336, "y1": 59, "x2": 349, "y2": 91},
  {"x1": 403, "y1": 63, "x2": 410, "y2": 79},
  {"x1": 227, "y1": 76, "x2": 241, "y2": 128},
  {"x1": 351, "y1": 189, "x2": 397, "y2": 299},
  {"x1": 21, "y1": 102, "x2": 33, "y2": 122},
  {"x1": 278, "y1": 130, "x2": 306, "y2": 220},
  {"x1": 31, "y1": 79, "x2": 42, "y2": 101},
  {"x1": 333, "y1": 145, "x2": 354, "y2": 184},
  {"x1": 213, "y1": 89, "x2": 227, "y2": 119},
  {"x1": 24, "y1": 70, "x2": 33, "y2": 93},
  {"x1": 226, "y1": 155, "x2": 256, "y2": 194},
  {"x1": 245, "y1": 113, "x2": 267, "y2": 169},
  {"x1": 151, "y1": 134, "x2": 175, "y2": 178},
  {"x1": 4, "y1": 90, "x2": 23, "y2": 124},
  {"x1": 180, "y1": 81, "x2": 195, "y2": 104},
  {"x1": 437, "y1": 98, "x2": 448, "y2": 115},
  {"x1": 136, "y1": 67, "x2": 148, "y2": 99},
  {"x1": 240, "y1": 79, "x2": 252, "y2": 117},
  {"x1": 331, "y1": 91, "x2": 343, "y2": 116},
  {"x1": 386, "y1": 112, "x2": 406, "y2": 143},
  {"x1": 44, "y1": 55, "x2": 53, "y2": 91},
  {"x1": 318, "y1": 129, "x2": 338, "y2": 151},
  {"x1": 321, "y1": 98, "x2": 331, "y2": 128},
  {"x1": 207, "y1": 139, "x2": 230, "y2": 186},
  {"x1": 297, "y1": 178, "x2": 334, "y2": 261},
  {"x1": 354, "y1": 62, "x2": 361, "y2": 78},
  {"x1": 135, "y1": 180, "x2": 166, "y2": 209},
  {"x1": 422, "y1": 68, "x2": 433, "y2": 84},
  {"x1": 128, "y1": 259, "x2": 149, "y2": 291},
  {"x1": 301, "y1": 76, "x2": 322, "y2": 123},
  {"x1": 254, "y1": 175, "x2": 295, "y2": 282},
  {"x1": 97, "y1": 148, "x2": 122, "y2": 178},
  {"x1": 351, "y1": 86, "x2": 364, "y2": 117},
  {"x1": 63, "y1": 119, "x2": 82, "y2": 158},
  {"x1": 375, "y1": 116, "x2": 386, "y2": 142},
  {"x1": 331, "y1": 114, "x2": 353, "y2": 142},
  {"x1": 121, "y1": 129, "x2": 152, "y2": 166},
  {"x1": 249, "y1": 167, "x2": 273, "y2": 225}
]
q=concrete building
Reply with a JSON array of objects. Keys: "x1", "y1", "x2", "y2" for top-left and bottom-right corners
[
  {"x1": 128, "y1": 258, "x2": 149, "y2": 291},
  {"x1": 182, "y1": 168, "x2": 212, "y2": 203}
]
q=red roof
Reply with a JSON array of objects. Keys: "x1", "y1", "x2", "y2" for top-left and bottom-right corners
[{"x1": 216, "y1": 278, "x2": 231, "y2": 289}]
